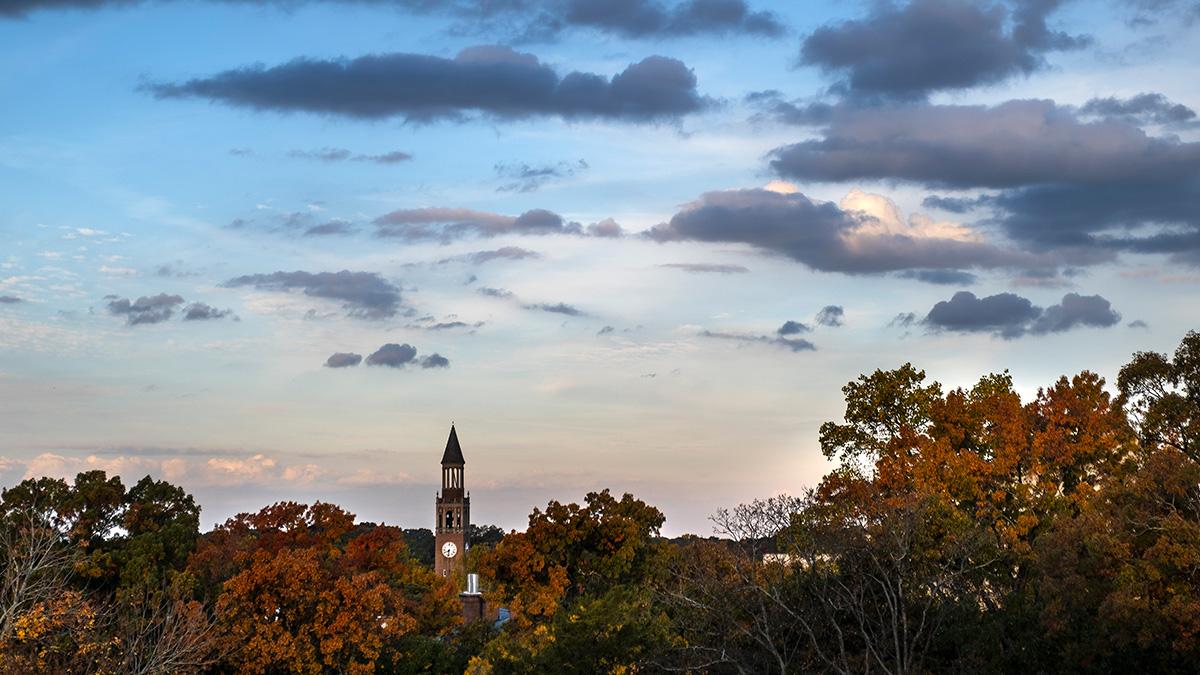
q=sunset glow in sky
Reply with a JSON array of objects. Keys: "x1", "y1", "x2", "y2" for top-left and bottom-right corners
[{"x1": 1, "y1": 0, "x2": 1198, "y2": 534}]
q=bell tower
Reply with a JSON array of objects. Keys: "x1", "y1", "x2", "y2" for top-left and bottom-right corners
[{"x1": 434, "y1": 425, "x2": 469, "y2": 578}]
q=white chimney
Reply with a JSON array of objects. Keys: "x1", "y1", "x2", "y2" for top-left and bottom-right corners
[{"x1": 466, "y1": 573, "x2": 480, "y2": 595}]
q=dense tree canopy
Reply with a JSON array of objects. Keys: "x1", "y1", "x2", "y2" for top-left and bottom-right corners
[{"x1": 1, "y1": 331, "x2": 1198, "y2": 673}]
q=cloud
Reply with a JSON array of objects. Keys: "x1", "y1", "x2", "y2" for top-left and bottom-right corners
[
  {"x1": 1079, "y1": 93, "x2": 1197, "y2": 127},
  {"x1": 767, "y1": 100, "x2": 1200, "y2": 261},
  {"x1": 525, "y1": 302, "x2": 586, "y2": 316},
  {"x1": 495, "y1": 159, "x2": 587, "y2": 193},
  {"x1": 0, "y1": 295, "x2": 22, "y2": 304},
  {"x1": 288, "y1": 147, "x2": 351, "y2": 162},
  {"x1": 146, "y1": 46, "x2": 709, "y2": 124},
  {"x1": 648, "y1": 187, "x2": 1043, "y2": 275},
  {"x1": 923, "y1": 290, "x2": 1120, "y2": 338},
  {"x1": 462, "y1": 246, "x2": 541, "y2": 265},
  {"x1": 702, "y1": 329, "x2": 817, "y2": 352},
  {"x1": 924, "y1": 290, "x2": 1040, "y2": 338},
  {"x1": 921, "y1": 195, "x2": 978, "y2": 213},
  {"x1": 375, "y1": 206, "x2": 579, "y2": 241},
  {"x1": 106, "y1": 293, "x2": 185, "y2": 325},
  {"x1": 890, "y1": 312, "x2": 918, "y2": 328},
  {"x1": 815, "y1": 305, "x2": 844, "y2": 327},
  {"x1": 477, "y1": 287, "x2": 514, "y2": 299},
  {"x1": 325, "y1": 352, "x2": 363, "y2": 368},
  {"x1": 182, "y1": 302, "x2": 235, "y2": 321},
  {"x1": 897, "y1": 269, "x2": 978, "y2": 285},
  {"x1": 3, "y1": 0, "x2": 784, "y2": 40},
  {"x1": 420, "y1": 353, "x2": 450, "y2": 368},
  {"x1": 223, "y1": 270, "x2": 402, "y2": 319},
  {"x1": 362, "y1": 343, "x2": 450, "y2": 369},
  {"x1": 597, "y1": 325, "x2": 615, "y2": 335},
  {"x1": 768, "y1": 99, "x2": 1200, "y2": 189},
  {"x1": 289, "y1": 147, "x2": 414, "y2": 164},
  {"x1": 586, "y1": 218, "x2": 625, "y2": 238},
  {"x1": 303, "y1": 220, "x2": 355, "y2": 237},
  {"x1": 1128, "y1": 319, "x2": 1149, "y2": 329},
  {"x1": 1029, "y1": 292, "x2": 1122, "y2": 334},
  {"x1": 659, "y1": 262, "x2": 750, "y2": 274},
  {"x1": 777, "y1": 320, "x2": 811, "y2": 335},
  {"x1": 800, "y1": 0, "x2": 1086, "y2": 101},
  {"x1": 530, "y1": 0, "x2": 785, "y2": 39},
  {"x1": 365, "y1": 343, "x2": 418, "y2": 367}
]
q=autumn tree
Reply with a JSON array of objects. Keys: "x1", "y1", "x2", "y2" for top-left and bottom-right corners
[
  {"x1": 190, "y1": 501, "x2": 461, "y2": 674},
  {"x1": 473, "y1": 490, "x2": 673, "y2": 673}
]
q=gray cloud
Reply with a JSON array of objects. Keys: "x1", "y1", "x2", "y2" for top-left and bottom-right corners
[
  {"x1": 146, "y1": 46, "x2": 709, "y2": 124},
  {"x1": 290, "y1": 147, "x2": 413, "y2": 164},
  {"x1": 223, "y1": 270, "x2": 402, "y2": 319},
  {"x1": 466, "y1": 246, "x2": 541, "y2": 265},
  {"x1": 648, "y1": 187, "x2": 1042, "y2": 275},
  {"x1": 1128, "y1": 319, "x2": 1149, "y2": 329},
  {"x1": 495, "y1": 159, "x2": 587, "y2": 193},
  {"x1": 303, "y1": 220, "x2": 355, "y2": 237},
  {"x1": 815, "y1": 305, "x2": 844, "y2": 327},
  {"x1": 925, "y1": 290, "x2": 1040, "y2": 338},
  {"x1": 0, "y1": 295, "x2": 22, "y2": 304},
  {"x1": 800, "y1": 0, "x2": 1086, "y2": 101},
  {"x1": 897, "y1": 269, "x2": 979, "y2": 285},
  {"x1": 3, "y1": 0, "x2": 784, "y2": 40},
  {"x1": 890, "y1": 312, "x2": 918, "y2": 328},
  {"x1": 420, "y1": 353, "x2": 450, "y2": 368},
  {"x1": 525, "y1": 302, "x2": 586, "y2": 316},
  {"x1": 366, "y1": 343, "x2": 418, "y2": 367},
  {"x1": 777, "y1": 320, "x2": 810, "y2": 335},
  {"x1": 325, "y1": 352, "x2": 363, "y2": 368},
  {"x1": 182, "y1": 302, "x2": 235, "y2": 321},
  {"x1": 1029, "y1": 292, "x2": 1121, "y2": 334},
  {"x1": 597, "y1": 325, "x2": 615, "y2": 335},
  {"x1": 1079, "y1": 93, "x2": 1197, "y2": 127},
  {"x1": 769, "y1": 99, "x2": 1200, "y2": 189},
  {"x1": 477, "y1": 287, "x2": 514, "y2": 299},
  {"x1": 586, "y1": 218, "x2": 625, "y2": 238},
  {"x1": 536, "y1": 0, "x2": 785, "y2": 39},
  {"x1": 923, "y1": 290, "x2": 1120, "y2": 338},
  {"x1": 375, "y1": 206, "x2": 580, "y2": 241},
  {"x1": 106, "y1": 293, "x2": 185, "y2": 325},
  {"x1": 767, "y1": 99, "x2": 1200, "y2": 261},
  {"x1": 702, "y1": 329, "x2": 816, "y2": 352},
  {"x1": 658, "y1": 262, "x2": 749, "y2": 274},
  {"x1": 921, "y1": 195, "x2": 978, "y2": 213}
]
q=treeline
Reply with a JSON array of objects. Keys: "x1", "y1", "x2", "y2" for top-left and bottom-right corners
[{"x1": 1, "y1": 332, "x2": 1198, "y2": 673}]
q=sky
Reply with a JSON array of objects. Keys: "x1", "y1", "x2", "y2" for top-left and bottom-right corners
[{"x1": 1, "y1": 0, "x2": 1198, "y2": 536}]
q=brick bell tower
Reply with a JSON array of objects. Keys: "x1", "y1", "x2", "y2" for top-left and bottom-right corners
[{"x1": 435, "y1": 425, "x2": 469, "y2": 578}]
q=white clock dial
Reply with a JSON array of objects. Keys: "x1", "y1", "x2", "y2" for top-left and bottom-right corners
[{"x1": 441, "y1": 541, "x2": 458, "y2": 558}]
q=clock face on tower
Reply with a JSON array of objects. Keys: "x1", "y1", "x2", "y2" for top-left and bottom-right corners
[{"x1": 441, "y1": 541, "x2": 458, "y2": 559}]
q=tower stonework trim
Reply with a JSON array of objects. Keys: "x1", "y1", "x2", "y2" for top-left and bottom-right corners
[{"x1": 434, "y1": 425, "x2": 469, "y2": 578}]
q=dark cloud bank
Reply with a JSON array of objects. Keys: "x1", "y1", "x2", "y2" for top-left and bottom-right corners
[
  {"x1": 3, "y1": 0, "x2": 784, "y2": 41},
  {"x1": 647, "y1": 187, "x2": 1047, "y2": 277},
  {"x1": 146, "y1": 46, "x2": 709, "y2": 124},
  {"x1": 765, "y1": 98, "x2": 1200, "y2": 265},
  {"x1": 800, "y1": 0, "x2": 1087, "y2": 101}
]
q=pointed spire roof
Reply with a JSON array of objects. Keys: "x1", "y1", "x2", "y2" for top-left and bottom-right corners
[{"x1": 441, "y1": 425, "x2": 465, "y2": 465}]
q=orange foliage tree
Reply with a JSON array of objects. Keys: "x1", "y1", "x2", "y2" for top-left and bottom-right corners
[{"x1": 189, "y1": 502, "x2": 460, "y2": 674}]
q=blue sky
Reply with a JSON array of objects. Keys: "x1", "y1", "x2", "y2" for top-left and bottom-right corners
[{"x1": 1, "y1": 0, "x2": 1198, "y2": 534}]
